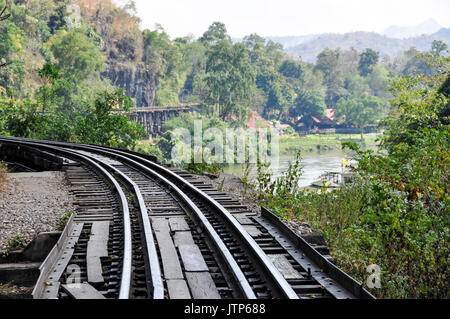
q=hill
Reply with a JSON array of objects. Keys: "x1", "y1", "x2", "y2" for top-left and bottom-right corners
[{"x1": 286, "y1": 29, "x2": 450, "y2": 62}]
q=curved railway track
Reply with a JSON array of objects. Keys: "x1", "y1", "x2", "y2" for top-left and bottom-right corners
[{"x1": 0, "y1": 136, "x2": 375, "y2": 300}]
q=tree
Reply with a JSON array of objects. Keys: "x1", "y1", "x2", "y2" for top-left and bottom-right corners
[
  {"x1": 279, "y1": 59, "x2": 305, "y2": 82},
  {"x1": 398, "y1": 47, "x2": 433, "y2": 77},
  {"x1": 0, "y1": 3, "x2": 25, "y2": 92},
  {"x1": 265, "y1": 79, "x2": 294, "y2": 120},
  {"x1": 335, "y1": 94, "x2": 386, "y2": 140},
  {"x1": 315, "y1": 48, "x2": 346, "y2": 107},
  {"x1": 437, "y1": 75, "x2": 450, "y2": 125},
  {"x1": 205, "y1": 41, "x2": 255, "y2": 120},
  {"x1": 0, "y1": 0, "x2": 8, "y2": 22},
  {"x1": 265, "y1": 40, "x2": 285, "y2": 68},
  {"x1": 366, "y1": 66, "x2": 390, "y2": 99},
  {"x1": 344, "y1": 73, "x2": 370, "y2": 96},
  {"x1": 36, "y1": 62, "x2": 60, "y2": 112},
  {"x1": 383, "y1": 53, "x2": 450, "y2": 148},
  {"x1": 431, "y1": 40, "x2": 448, "y2": 56},
  {"x1": 200, "y1": 22, "x2": 231, "y2": 46},
  {"x1": 290, "y1": 90, "x2": 326, "y2": 130},
  {"x1": 358, "y1": 48, "x2": 379, "y2": 76},
  {"x1": 49, "y1": 29, "x2": 105, "y2": 81},
  {"x1": 143, "y1": 25, "x2": 185, "y2": 105},
  {"x1": 0, "y1": 0, "x2": 9, "y2": 68},
  {"x1": 242, "y1": 33, "x2": 266, "y2": 51},
  {"x1": 340, "y1": 47, "x2": 360, "y2": 74}
]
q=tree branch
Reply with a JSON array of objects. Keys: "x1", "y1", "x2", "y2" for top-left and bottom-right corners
[
  {"x1": 0, "y1": 0, "x2": 10, "y2": 69},
  {"x1": 0, "y1": 0, "x2": 10, "y2": 22}
]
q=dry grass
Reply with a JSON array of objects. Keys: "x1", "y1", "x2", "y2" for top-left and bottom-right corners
[{"x1": 0, "y1": 162, "x2": 9, "y2": 193}]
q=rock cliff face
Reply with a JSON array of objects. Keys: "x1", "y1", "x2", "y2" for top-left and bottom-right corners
[
  {"x1": 104, "y1": 62, "x2": 156, "y2": 107},
  {"x1": 73, "y1": 0, "x2": 158, "y2": 107}
]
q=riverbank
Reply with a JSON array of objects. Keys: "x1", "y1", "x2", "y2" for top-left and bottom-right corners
[
  {"x1": 221, "y1": 133, "x2": 380, "y2": 187},
  {"x1": 279, "y1": 133, "x2": 380, "y2": 155}
]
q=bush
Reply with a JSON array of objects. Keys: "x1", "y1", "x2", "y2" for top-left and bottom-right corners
[
  {"x1": 256, "y1": 126, "x2": 449, "y2": 298},
  {"x1": 255, "y1": 53, "x2": 449, "y2": 299}
]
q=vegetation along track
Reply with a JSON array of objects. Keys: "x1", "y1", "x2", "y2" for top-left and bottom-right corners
[{"x1": 0, "y1": 136, "x2": 374, "y2": 300}]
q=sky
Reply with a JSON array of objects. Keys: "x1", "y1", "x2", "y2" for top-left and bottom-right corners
[{"x1": 115, "y1": 0, "x2": 450, "y2": 39}]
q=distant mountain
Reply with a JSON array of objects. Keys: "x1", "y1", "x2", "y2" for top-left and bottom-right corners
[
  {"x1": 232, "y1": 34, "x2": 321, "y2": 48},
  {"x1": 383, "y1": 19, "x2": 442, "y2": 39},
  {"x1": 265, "y1": 35, "x2": 321, "y2": 49},
  {"x1": 285, "y1": 28, "x2": 450, "y2": 63}
]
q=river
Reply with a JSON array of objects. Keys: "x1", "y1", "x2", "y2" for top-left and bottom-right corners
[{"x1": 222, "y1": 149, "x2": 351, "y2": 187}]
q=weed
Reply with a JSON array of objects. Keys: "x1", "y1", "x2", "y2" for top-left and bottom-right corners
[
  {"x1": 56, "y1": 211, "x2": 73, "y2": 231},
  {"x1": 7, "y1": 231, "x2": 28, "y2": 250}
]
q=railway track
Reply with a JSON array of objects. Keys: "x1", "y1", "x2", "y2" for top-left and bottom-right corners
[{"x1": 0, "y1": 136, "x2": 375, "y2": 300}]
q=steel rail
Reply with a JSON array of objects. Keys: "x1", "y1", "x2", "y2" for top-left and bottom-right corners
[
  {"x1": 69, "y1": 149, "x2": 165, "y2": 299},
  {"x1": 0, "y1": 137, "x2": 256, "y2": 298},
  {"x1": 0, "y1": 136, "x2": 375, "y2": 299},
  {"x1": 79, "y1": 143, "x2": 377, "y2": 299},
  {"x1": 0, "y1": 138, "x2": 133, "y2": 299},
  {"x1": 52, "y1": 142, "x2": 299, "y2": 299},
  {"x1": 68, "y1": 148, "x2": 257, "y2": 299},
  {"x1": 1, "y1": 136, "x2": 298, "y2": 298}
]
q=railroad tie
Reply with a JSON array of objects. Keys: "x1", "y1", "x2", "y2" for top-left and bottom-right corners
[
  {"x1": 87, "y1": 221, "x2": 110, "y2": 285},
  {"x1": 61, "y1": 283, "x2": 106, "y2": 299}
]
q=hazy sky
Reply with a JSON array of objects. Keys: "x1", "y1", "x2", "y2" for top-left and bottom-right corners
[{"x1": 116, "y1": 0, "x2": 450, "y2": 39}]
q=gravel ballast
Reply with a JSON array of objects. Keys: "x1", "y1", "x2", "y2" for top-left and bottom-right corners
[{"x1": 0, "y1": 171, "x2": 76, "y2": 251}]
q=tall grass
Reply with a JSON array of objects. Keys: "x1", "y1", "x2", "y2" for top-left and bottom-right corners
[
  {"x1": 0, "y1": 162, "x2": 9, "y2": 193},
  {"x1": 255, "y1": 145, "x2": 449, "y2": 299}
]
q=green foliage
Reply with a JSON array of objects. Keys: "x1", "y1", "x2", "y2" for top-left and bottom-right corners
[
  {"x1": 56, "y1": 211, "x2": 73, "y2": 231},
  {"x1": 315, "y1": 48, "x2": 346, "y2": 107},
  {"x1": 48, "y1": 28, "x2": 105, "y2": 81},
  {"x1": 382, "y1": 54, "x2": 449, "y2": 149},
  {"x1": 0, "y1": 1, "x2": 10, "y2": 23},
  {"x1": 0, "y1": 9, "x2": 25, "y2": 92},
  {"x1": 7, "y1": 231, "x2": 28, "y2": 250},
  {"x1": 0, "y1": 63, "x2": 146, "y2": 149},
  {"x1": 256, "y1": 150, "x2": 303, "y2": 198},
  {"x1": 335, "y1": 94, "x2": 386, "y2": 139},
  {"x1": 265, "y1": 79, "x2": 294, "y2": 120},
  {"x1": 279, "y1": 59, "x2": 305, "y2": 82},
  {"x1": 431, "y1": 40, "x2": 448, "y2": 56},
  {"x1": 358, "y1": 48, "x2": 380, "y2": 76},
  {"x1": 200, "y1": 21, "x2": 231, "y2": 46},
  {"x1": 144, "y1": 25, "x2": 181, "y2": 79},
  {"x1": 182, "y1": 159, "x2": 222, "y2": 176},
  {"x1": 255, "y1": 54, "x2": 449, "y2": 299},
  {"x1": 290, "y1": 90, "x2": 326, "y2": 130},
  {"x1": 205, "y1": 40, "x2": 256, "y2": 119},
  {"x1": 74, "y1": 88, "x2": 147, "y2": 149},
  {"x1": 0, "y1": 0, "x2": 11, "y2": 68},
  {"x1": 134, "y1": 140, "x2": 164, "y2": 162}
]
